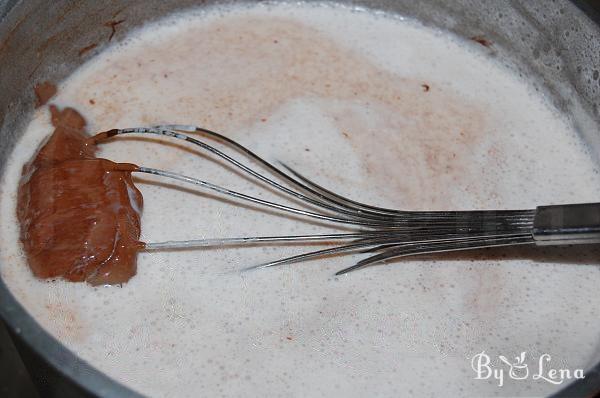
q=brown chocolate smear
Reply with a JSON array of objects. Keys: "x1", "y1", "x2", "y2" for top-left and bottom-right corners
[
  {"x1": 78, "y1": 43, "x2": 98, "y2": 57},
  {"x1": 17, "y1": 106, "x2": 144, "y2": 285},
  {"x1": 471, "y1": 36, "x2": 492, "y2": 47},
  {"x1": 104, "y1": 19, "x2": 125, "y2": 41},
  {"x1": 34, "y1": 81, "x2": 57, "y2": 107}
]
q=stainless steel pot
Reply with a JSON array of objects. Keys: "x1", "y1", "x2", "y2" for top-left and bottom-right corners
[{"x1": 0, "y1": 1, "x2": 599, "y2": 396}]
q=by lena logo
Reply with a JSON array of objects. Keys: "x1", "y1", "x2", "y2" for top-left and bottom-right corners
[{"x1": 471, "y1": 351, "x2": 585, "y2": 387}]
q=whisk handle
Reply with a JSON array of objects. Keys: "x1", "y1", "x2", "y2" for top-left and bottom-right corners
[{"x1": 533, "y1": 202, "x2": 600, "y2": 245}]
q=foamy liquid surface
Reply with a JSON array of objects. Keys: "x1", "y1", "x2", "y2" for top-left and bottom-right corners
[{"x1": 1, "y1": 3, "x2": 600, "y2": 397}]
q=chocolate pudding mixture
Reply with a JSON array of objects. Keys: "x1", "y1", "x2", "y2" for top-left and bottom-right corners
[
  {"x1": 1, "y1": 3, "x2": 600, "y2": 397},
  {"x1": 17, "y1": 105, "x2": 142, "y2": 285}
]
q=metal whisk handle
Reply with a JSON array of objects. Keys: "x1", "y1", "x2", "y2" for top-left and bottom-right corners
[{"x1": 533, "y1": 202, "x2": 600, "y2": 245}]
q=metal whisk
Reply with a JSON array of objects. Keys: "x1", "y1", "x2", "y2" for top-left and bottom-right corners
[{"x1": 91, "y1": 125, "x2": 600, "y2": 275}]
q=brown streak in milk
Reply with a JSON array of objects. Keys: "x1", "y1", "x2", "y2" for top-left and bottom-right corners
[
  {"x1": 72, "y1": 16, "x2": 487, "y2": 209},
  {"x1": 44, "y1": 300, "x2": 86, "y2": 343}
]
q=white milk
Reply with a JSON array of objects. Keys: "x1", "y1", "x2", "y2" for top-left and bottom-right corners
[{"x1": 1, "y1": 2, "x2": 600, "y2": 397}]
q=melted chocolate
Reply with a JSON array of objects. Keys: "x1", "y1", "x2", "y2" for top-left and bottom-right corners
[{"x1": 17, "y1": 106, "x2": 144, "y2": 285}]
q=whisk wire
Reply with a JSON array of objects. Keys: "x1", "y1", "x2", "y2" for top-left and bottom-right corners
[{"x1": 93, "y1": 125, "x2": 537, "y2": 274}]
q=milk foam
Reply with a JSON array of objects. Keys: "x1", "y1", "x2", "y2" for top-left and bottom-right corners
[{"x1": 1, "y1": 3, "x2": 600, "y2": 397}]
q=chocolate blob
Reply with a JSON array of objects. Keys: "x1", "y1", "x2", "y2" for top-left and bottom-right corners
[{"x1": 17, "y1": 106, "x2": 143, "y2": 285}]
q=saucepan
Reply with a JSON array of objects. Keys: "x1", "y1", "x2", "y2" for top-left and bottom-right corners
[{"x1": 0, "y1": 0, "x2": 599, "y2": 396}]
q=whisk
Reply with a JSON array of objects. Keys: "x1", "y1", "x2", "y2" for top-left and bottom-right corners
[{"x1": 91, "y1": 125, "x2": 600, "y2": 275}]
